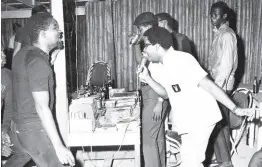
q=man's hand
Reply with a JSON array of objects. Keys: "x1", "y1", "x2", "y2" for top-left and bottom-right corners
[
  {"x1": 1, "y1": 131, "x2": 13, "y2": 157},
  {"x1": 234, "y1": 107, "x2": 256, "y2": 121},
  {"x1": 138, "y1": 66, "x2": 150, "y2": 83},
  {"x1": 1, "y1": 131, "x2": 11, "y2": 145},
  {"x1": 152, "y1": 100, "x2": 163, "y2": 122},
  {"x1": 1, "y1": 143, "x2": 12, "y2": 157},
  {"x1": 54, "y1": 144, "x2": 75, "y2": 166},
  {"x1": 129, "y1": 34, "x2": 141, "y2": 45}
]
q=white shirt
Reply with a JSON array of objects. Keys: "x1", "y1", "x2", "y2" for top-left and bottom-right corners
[
  {"x1": 162, "y1": 48, "x2": 222, "y2": 134},
  {"x1": 148, "y1": 62, "x2": 166, "y2": 84}
]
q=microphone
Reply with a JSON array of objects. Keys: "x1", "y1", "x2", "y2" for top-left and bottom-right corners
[{"x1": 129, "y1": 34, "x2": 141, "y2": 45}]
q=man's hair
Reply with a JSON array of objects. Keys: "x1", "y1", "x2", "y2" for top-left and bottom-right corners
[
  {"x1": 13, "y1": 22, "x2": 22, "y2": 33},
  {"x1": 211, "y1": 1, "x2": 229, "y2": 16},
  {"x1": 26, "y1": 13, "x2": 55, "y2": 44},
  {"x1": 133, "y1": 12, "x2": 158, "y2": 27},
  {"x1": 156, "y1": 12, "x2": 178, "y2": 32},
  {"x1": 144, "y1": 27, "x2": 173, "y2": 50},
  {"x1": 31, "y1": 5, "x2": 48, "y2": 15}
]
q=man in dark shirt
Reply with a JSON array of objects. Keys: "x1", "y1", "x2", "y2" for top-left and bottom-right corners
[
  {"x1": 156, "y1": 12, "x2": 192, "y2": 54},
  {"x1": 4, "y1": 13, "x2": 74, "y2": 167},
  {"x1": 12, "y1": 5, "x2": 47, "y2": 57}
]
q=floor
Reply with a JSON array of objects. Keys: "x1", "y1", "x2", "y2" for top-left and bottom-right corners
[
  {"x1": 2, "y1": 130, "x2": 259, "y2": 167},
  {"x1": 231, "y1": 135, "x2": 259, "y2": 167},
  {"x1": 74, "y1": 129, "x2": 259, "y2": 167}
]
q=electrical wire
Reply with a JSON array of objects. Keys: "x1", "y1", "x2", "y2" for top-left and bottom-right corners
[{"x1": 81, "y1": 98, "x2": 140, "y2": 167}]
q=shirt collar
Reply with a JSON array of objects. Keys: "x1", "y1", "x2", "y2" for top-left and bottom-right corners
[
  {"x1": 213, "y1": 22, "x2": 229, "y2": 33},
  {"x1": 163, "y1": 47, "x2": 175, "y2": 65},
  {"x1": 30, "y1": 46, "x2": 50, "y2": 62}
]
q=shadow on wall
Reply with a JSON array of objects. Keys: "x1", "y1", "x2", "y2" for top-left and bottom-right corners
[{"x1": 228, "y1": 8, "x2": 246, "y2": 89}]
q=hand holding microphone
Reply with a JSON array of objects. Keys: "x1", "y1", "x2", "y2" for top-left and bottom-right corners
[
  {"x1": 129, "y1": 34, "x2": 142, "y2": 46},
  {"x1": 137, "y1": 57, "x2": 150, "y2": 83},
  {"x1": 137, "y1": 57, "x2": 147, "y2": 74}
]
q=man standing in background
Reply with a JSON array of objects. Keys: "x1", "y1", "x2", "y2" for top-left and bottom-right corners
[
  {"x1": 208, "y1": 1, "x2": 238, "y2": 167},
  {"x1": 156, "y1": 12, "x2": 192, "y2": 54},
  {"x1": 8, "y1": 23, "x2": 22, "y2": 50}
]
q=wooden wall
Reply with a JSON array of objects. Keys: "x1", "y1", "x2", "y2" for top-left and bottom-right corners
[
  {"x1": 1, "y1": 0, "x2": 262, "y2": 91},
  {"x1": 77, "y1": 0, "x2": 262, "y2": 91}
]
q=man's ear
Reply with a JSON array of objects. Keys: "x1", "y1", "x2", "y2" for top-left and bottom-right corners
[
  {"x1": 156, "y1": 44, "x2": 160, "y2": 51},
  {"x1": 39, "y1": 30, "x2": 46, "y2": 39}
]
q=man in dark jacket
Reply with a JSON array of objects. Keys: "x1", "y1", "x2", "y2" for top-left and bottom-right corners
[{"x1": 156, "y1": 12, "x2": 192, "y2": 54}]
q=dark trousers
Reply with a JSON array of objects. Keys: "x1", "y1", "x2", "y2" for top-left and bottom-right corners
[
  {"x1": 141, "y1": 85, "x2": 170, "y2": 167},
  {"x1": 214, "y1": 102, "x2": 231, "y2": 163},
  {"x1": 3, "y1": 121, "x2": 65, "y2": 167},
  {"x1": 248, "y1": 148, "x2": 262, "y2": 167}
]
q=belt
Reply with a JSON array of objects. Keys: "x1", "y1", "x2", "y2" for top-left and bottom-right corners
[{"x1": 140, "y1": 82, "x2": 148, "y2": 87}]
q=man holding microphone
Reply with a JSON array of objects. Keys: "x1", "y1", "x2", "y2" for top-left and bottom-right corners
[{"x1": 130, "y1": 12, "x2": 170, "y2": 167}]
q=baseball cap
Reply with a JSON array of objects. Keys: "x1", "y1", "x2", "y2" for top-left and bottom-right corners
[
  {"x1": 133, "y1": 12, "x2": 157, "y2": 26},
  {"x1": 155, "y1": 12, "x2": 172, "y2": 21}
]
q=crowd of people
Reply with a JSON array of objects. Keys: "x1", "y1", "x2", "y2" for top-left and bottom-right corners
[{"x1": 1, "y1": 1, "x2": 261, "y2": 167}]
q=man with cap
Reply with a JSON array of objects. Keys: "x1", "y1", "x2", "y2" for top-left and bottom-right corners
[
  {"x1": 130, "y1": 12, "x2": 170, "y2": 167},
  {"x1": 156, "y1": 12, "x2": 192, "y2": 55}
]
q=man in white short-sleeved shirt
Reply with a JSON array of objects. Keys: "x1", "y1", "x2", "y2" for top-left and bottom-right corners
[
  {"x1": 162, "y1": 49, "x2": 222, "y2": 133},
  {"x1": 139, "y1": 26, "x2": 255, "y2": 167}
]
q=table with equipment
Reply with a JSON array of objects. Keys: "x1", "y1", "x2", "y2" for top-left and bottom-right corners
[{"x1": 67, "y1": 91, "x2": 141, "y2": 166}]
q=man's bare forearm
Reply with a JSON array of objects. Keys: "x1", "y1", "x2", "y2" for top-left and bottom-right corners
[
  {"x1": 146, "y1": 77, "x2": 168, "y2": 99},
  {"x1": 35, "y1": 105, "x2": 63, "y2": 146},
  {"x1": 199, "y1": 76, "x2": 236, "y2": 111},
  {"x1": 134, "y1": 45, "x2": 143, "y2": 64}
]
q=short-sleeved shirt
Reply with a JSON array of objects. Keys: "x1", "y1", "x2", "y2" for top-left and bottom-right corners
[
  {"x1": 161, "y1": 48, "x2": 222, "y2": 134},
  {"x1": 14, "y1": 27, "x2": 31, "y2": 48},
  {"x1": 148, "y1": 32, "x2": 192, "y2": 84},
  {"x1": 12, "y1": 46, "x2": 54, "y2": 125}
]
